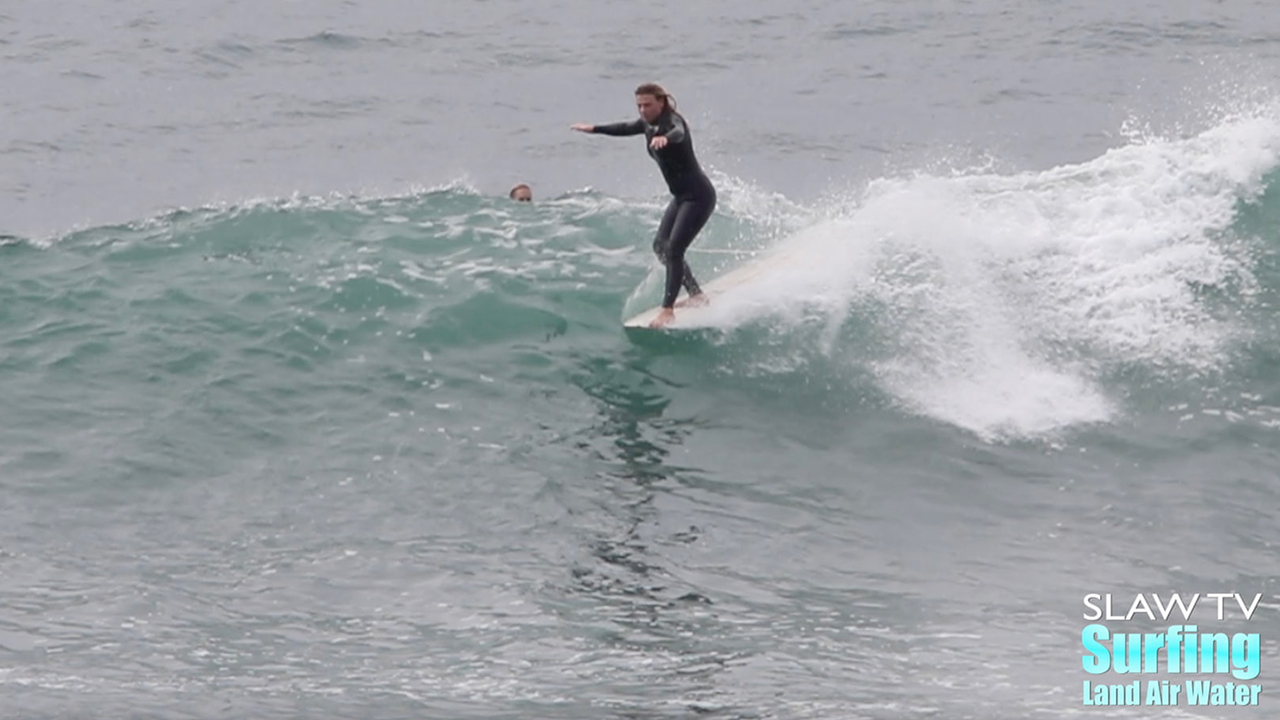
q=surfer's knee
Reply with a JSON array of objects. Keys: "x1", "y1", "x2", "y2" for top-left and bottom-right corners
[{"x1": 653, "y1": 235, "x2": 670, "y2": 260}]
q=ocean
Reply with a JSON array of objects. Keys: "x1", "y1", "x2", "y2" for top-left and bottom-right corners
[{"x1": 3, "y1": 1, "x2": 1280, "y2": 718}]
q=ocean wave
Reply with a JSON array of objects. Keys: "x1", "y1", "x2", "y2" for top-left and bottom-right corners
[{"x1": 8, "y1": 110, "x2": 1280, "y2": 444}]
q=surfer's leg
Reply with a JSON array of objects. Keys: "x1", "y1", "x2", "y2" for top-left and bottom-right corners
[
  {"x1": 653, "y1": 198, "x2": 680, "y2": 264},
  {"x1": 662, "y1": 197, "x2": 715, "y2": 308}
]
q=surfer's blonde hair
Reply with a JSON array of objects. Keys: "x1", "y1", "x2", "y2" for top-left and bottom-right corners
[{"x1": 634, "y1": 82, "x2": 676, "y2": 113}]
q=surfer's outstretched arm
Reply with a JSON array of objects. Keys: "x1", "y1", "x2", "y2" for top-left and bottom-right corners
[{"x1": 571, "y1": 120, "x2": 645, "y2": 136}]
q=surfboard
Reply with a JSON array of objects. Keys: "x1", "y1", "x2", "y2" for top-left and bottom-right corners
[
  {"x1": 622, "y1": 298, "x2": 718, "y2": 330},
  {"x1": 622, "y1": 244, "x2": 804, "y2": 331}
]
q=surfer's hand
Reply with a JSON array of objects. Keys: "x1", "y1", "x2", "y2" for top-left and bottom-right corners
[
  {"x1": 649, "y1": 135, "x2": 668, "y2": 150},
  {"x1": 570, "y1": 123, "x2": 593, "y2": 132}
]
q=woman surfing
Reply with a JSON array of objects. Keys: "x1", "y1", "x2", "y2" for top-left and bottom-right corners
[{"x1": 572, "y1": 83, "x2": 716, "y2": 329}]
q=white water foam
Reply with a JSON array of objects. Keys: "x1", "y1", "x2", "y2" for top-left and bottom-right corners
[{"x1": 706, "y1": 109, "x2": 1280, "y2": 441}]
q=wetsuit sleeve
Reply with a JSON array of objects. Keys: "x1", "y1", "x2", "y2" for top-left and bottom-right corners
[
  {"x1": 591, "y1": 119, "x2": 645, "y2": 136},
  {"x1": 660, "y1": 114, "x2": 687, "y2": 143}
]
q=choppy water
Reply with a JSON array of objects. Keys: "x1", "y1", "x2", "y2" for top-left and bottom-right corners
[{"x1": 3, "y1": 1, "x2": 1280, "y2": 718}]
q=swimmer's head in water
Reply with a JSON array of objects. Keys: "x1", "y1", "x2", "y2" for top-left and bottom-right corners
[
  {"x1": 634, "y1": 82, "x2": 675, "y2": 123},
  {"x1": 509, "y1": 183, "x2": 532, "y2": 202}
]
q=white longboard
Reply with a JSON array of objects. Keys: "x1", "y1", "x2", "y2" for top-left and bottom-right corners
[{"x1": 622, "y1": 244, "x2": 807, "y2": 330}]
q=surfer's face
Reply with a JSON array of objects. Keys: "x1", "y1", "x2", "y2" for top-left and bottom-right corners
[{"x1": 635, "y1": 94, "x2": 663, "y2": 123}]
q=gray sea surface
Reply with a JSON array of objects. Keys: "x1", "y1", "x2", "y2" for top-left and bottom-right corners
[{"x1": 2, "y1": 1, "x2": 1280, "y2": 718}]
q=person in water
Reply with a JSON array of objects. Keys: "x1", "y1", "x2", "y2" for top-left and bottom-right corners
[
  {"x1": 572, "y1": 83, "x2": 715, "y2": 328},
  {"x1": 509, "y1": 183, "x2": 532, "y2": 202}
]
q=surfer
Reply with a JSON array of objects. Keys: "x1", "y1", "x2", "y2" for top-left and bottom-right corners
[{"x1": 571, "y1": 83, "x2": 715, "y2": 328}]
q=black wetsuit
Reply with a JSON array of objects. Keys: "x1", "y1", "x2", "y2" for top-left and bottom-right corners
[{"x1": 590, "y1": 110, "x2": 716, "y2": 308}]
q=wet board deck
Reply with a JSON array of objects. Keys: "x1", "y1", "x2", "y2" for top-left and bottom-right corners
[{"x1": 622, "y1": 245, "x2": 806, "y2": 330}]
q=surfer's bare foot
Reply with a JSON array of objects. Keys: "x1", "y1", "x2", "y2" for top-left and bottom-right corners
[
  {"x1": 649, "y1": 307, "x2": 675, "y2": 328},
  {"x1": 675, "y1": 293, "x2": 709, "y2": 308}
]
